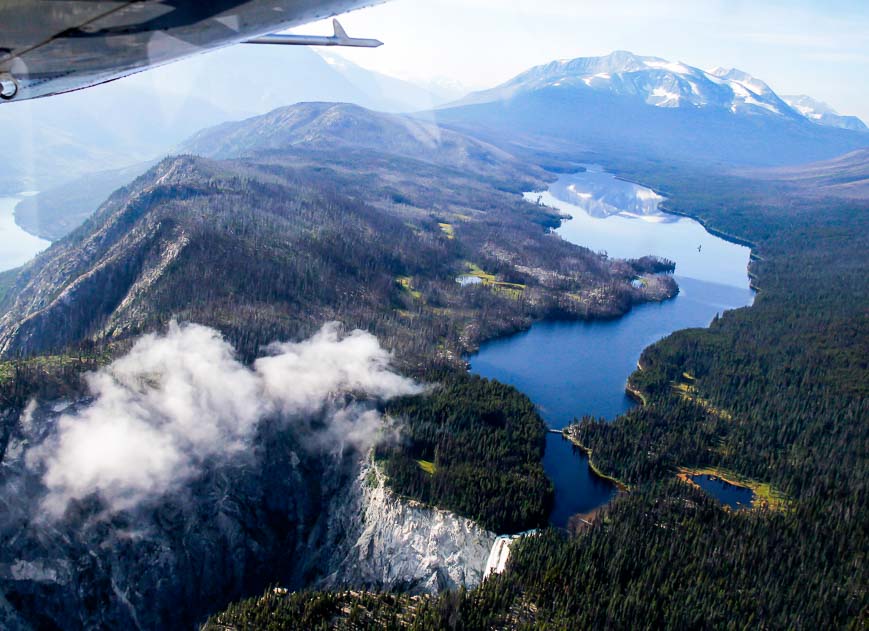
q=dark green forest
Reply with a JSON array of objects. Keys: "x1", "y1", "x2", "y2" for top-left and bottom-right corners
[
  {"x1": 378, "y1": 374, "x2": 552, "y2": 533},
  {"x1": 206, "y1": 161, "x2": 868, "y2": 629}
]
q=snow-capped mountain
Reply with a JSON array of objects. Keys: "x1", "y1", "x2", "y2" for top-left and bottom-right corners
[
  {"x1": 436, "y1": 51, "x2": 868, "y2": 168},
  {"x1": 453, "y1": 51, "x2": 799, "y2": 120},
  {"x1": 782, "y1": 95, "x2": 868, "y2": 132}
]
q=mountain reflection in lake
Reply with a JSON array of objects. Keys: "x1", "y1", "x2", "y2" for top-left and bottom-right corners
[{"x1": 470, "y1": 166, "x2": 755, "y2": 528}]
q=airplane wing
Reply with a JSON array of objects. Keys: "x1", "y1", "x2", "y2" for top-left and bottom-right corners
[{"x1": 0, "y1": 0, "x2": 384, "y2": 103}]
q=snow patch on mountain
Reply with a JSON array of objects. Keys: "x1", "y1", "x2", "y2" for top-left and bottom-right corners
[
  {"x1": 782, "y1": 95, "x2": 868, "y2": 132},
  {"x1": 452, "y1": 51, "x2": 801, "y2": 119}
]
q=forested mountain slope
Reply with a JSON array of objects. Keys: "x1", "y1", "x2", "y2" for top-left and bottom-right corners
[
  {"x1": 743, "y1": 148, "x2": 869, "y2": 199},
  {"x1": 0, "y1": 105, "x2": 674, "y2": 363},
  {"x1": 181, "y1": 102, "x2": 531, "y2": 181}
]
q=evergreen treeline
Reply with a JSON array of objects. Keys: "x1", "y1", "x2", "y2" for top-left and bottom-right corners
[{"x1": 378, "y1": 373, "x2": 553, "y2": 533}]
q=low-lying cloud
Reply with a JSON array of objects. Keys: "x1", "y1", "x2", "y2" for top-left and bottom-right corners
[{"x1": 26, "y1": 322, "x2": 419, "y2": 517}]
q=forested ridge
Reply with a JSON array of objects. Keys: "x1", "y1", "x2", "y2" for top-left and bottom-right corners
[
  {"x1": 206, "y1": 159, "x2": 868, "y2": 629},
  {"x1": 0, "y1": 147, "x2": 672, "y2": 365}
]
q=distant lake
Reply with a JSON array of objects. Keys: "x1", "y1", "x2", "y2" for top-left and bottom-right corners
[
  {"x1": 469, "y1": 166, "x2": 755, "y2": 528},
  {"x1": 0, "y1": 196, "x2": 50, "y2": 272}
]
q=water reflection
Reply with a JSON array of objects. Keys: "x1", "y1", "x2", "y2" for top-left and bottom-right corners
[
  {"x1": 548, "y1": 165, "x2": 666, "y2": 219},
  {"x1": 527, "y1": 166, "x2": 751, "y2": 288}
]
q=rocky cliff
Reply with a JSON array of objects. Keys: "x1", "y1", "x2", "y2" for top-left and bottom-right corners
[{"x1": 322, "y1": 459, "x2": 496, "y2": 594}]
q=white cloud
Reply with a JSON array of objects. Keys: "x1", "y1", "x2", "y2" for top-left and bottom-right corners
[{"x1": 26, "y1": 322, "x2": 419, "y2": 517}]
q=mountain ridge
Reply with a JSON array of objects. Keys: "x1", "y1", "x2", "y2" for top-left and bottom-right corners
[
  {"x1": 435, "y1": 51, "x2": 868, "y2": 168},
  {"x1": 450, "y1": 51, "x2": 799, "y2": 118},
  {"x1": 782, "y1": 94, "x2": 868, "y2": 132},
  {"x1": 451, "y1": 50, "x2": 865, "y2": 130}
]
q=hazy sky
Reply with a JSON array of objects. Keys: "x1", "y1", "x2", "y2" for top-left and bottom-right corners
[{"x1": 299, "y1": 0, "x2": 869, "y2": 120}]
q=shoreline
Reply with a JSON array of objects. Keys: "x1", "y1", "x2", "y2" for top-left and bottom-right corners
[
  {"x1": 557, "y1": 429, "x2": 629, "y2": 492},
  {"x1": 469, "y1": 164, "x2": 762, "y2": 520},
  {"x1": 0, "y1": 195, "x2": 51, "y2": 273}
]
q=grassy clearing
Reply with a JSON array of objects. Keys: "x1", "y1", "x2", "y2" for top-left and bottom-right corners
[
  {"x1": 0, "y1": 353, "x2": 110, "y2": 389},
  {"x1": 672, "y1": 382, "x2": 734, "y2": 421},
  {"x1": 676, "y1": 466, "x2": 790, "y2": 512},
  {"x1": 415, "y1": 459, "x2": 437, "y2": 475},
  {"x1": 395, "y1": 276, "x2": 422, "y2": 300},
  {"x1": 0, "y1": 362, "x2": 12, "y2": 384},
  {"x1": 437, "y1": 222, "x2": 455, "y2": 239},
  {"x1": 462, "y1": 262, "x2": 526, "y2": 299}
]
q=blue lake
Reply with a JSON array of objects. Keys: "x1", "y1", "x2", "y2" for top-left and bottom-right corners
[
  {"x1": 469, "y1": 166, "x2": 755, "y2": 528},
  {"x1": 691, "y1": 474, "x2": 755, "y2": 511}
]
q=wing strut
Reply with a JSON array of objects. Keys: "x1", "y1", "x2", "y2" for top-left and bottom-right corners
[{"x1": 244, "y1": 18, "x2": 382, "y2": 48}]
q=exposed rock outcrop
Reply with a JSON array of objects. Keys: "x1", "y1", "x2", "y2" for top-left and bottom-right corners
[{"x1": 322, "y1": 460, "x2": 496, "y2": 594}]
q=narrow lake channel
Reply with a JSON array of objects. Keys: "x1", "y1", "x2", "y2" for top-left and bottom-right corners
[
  {"x1": 0, "y1": 196, "x2": 50, "y2": 273},
  {"x1": 469, "y1": 165, "x2": 755, "y2": 527}
]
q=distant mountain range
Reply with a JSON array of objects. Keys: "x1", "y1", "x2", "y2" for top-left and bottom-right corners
[
  {"x1": 9, "y1": 49, "x2": 869, "y2": 242},
  {"x1": 451, "y1": 51, "x2": 866, "y2": 130},
  {"x1": 438, "y1": 51, "x2": 867, "y2": 167},
  {"x1": 453, "y1": 52, "x2": 794, "y2": 117},
  {"x1": 0, "y1": 47, "x2": 443, "y2": 197}
]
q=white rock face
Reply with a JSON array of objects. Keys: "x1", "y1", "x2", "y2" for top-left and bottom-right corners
[
  {"x1": 322, "y1": 460, "x2": 497, "y2": 594},
  {"x1": 484, "y1": 536, "x2": 515, "y2": 578},
  {"x1": 483, "y1": 531, "x2": 537, "y2": 578}
]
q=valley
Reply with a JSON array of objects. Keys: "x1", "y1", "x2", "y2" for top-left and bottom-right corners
[{"x1": 207, "y1": 147, "x2": 867, "y2": 628}]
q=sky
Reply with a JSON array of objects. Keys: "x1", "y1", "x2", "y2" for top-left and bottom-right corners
[{"x1": 297, "y1": 0, "x2": 869, "y2": 121}]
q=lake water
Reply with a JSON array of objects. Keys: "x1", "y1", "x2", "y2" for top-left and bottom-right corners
[
  {"x1": 469, "y1": 165, "x2": 755, "y2": 527},
  {"x1": 691, "y1": 474, "x2": 754, "y2": 510},
  {"x1": 0, "y1": 196, "x2": 50, "y2": 272}
]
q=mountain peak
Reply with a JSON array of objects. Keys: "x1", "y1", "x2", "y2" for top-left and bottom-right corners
[
  {"x1": 181, "y1": 101, "x2": 521, "y2": 178},
  {"x1": 454, "y1": 52, "x2": 795, "y2": 117},
  {"x1": 782, "y1": 94, "x2": 868, "y2": 132}
]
